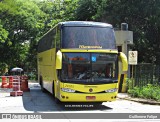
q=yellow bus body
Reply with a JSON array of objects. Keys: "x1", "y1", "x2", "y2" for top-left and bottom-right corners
[{"x1": 37, "y1": 21, "x2": 128, "y2": 103}]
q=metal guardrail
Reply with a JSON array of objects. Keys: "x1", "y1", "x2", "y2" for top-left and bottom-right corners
[{"x1": 133, "y1": 64, "x2": 160, "y2": 87}]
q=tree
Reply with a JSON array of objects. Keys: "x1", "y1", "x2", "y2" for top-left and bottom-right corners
[
  {"x1": 0, "y1": 0, "x2": 46, "y2": 70},
  {"x1": 37, "y1": 0, "x2": 78, "y2": 30},
  {"x1": 76, "y1": 0, "x2": 100, "y2": 21},
  {"x1": 0, "y1": 21, "x2": 8, "y2": 44}
]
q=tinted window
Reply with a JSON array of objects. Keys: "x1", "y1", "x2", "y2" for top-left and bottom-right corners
[
  {"x1": 38, "y1": 29, "x2": 56, "y2": 53},
  {"x1": 62, "y1": 27, "x2": 116, "y2": 49}
]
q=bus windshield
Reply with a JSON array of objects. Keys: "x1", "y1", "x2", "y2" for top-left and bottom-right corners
[
  {"x1": 62, "y1": 27, "x2": 116, "y2": 49},
  {"x1": 61, "y1": 53, "x2": 118, "y2": 84}
]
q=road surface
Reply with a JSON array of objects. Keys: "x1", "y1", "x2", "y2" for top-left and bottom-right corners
[{"x1": 0, "y1": 82, "x2": 160, "y2": 114}]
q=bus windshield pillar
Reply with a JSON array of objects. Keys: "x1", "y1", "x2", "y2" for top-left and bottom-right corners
[
  {"x1": 119, "y1": 52, "x2": 128, "y2": 71},
  {"x1": 56, "y1": 50, "x2": 62, "y2": 69}
]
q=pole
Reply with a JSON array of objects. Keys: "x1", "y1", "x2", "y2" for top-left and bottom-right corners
[
  {"x1": 132, "y1": 65, "x2": 134, "y2": 88},
  {"x1": 131, "y1": 65, "x2": 133, "y2": 78}
]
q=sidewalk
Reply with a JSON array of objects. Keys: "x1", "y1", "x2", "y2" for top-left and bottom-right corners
[{"x1": 117, "y1": 93, "x2": 160, "y2": 105}]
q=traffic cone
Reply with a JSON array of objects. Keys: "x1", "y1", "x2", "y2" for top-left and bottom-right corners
[
  {"x1": 1, "y1": 76, "x2": 8, "y2": 88},
  {"x1": 20, "y1": 76, "x2": 30, "y2": 92},
  {"x1": 10, "y1": 76, "x2": 23, "y2": 96},
  {"x1": 8, "y1": 76, "x2": 13, "y2": 88}
]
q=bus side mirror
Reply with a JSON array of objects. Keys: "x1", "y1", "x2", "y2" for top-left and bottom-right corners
[
  {"x1": 119, "y1": 52, "x2": 128, "y2": 71},
  {"x1": 56, "y1": 50, "x2": 62, "y2": 69}
]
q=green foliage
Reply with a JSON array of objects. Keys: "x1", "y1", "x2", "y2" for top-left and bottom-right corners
[
  {"x1": 37, "y1": 0, "x2": 78, "y2": 29},
  {"x1": 0, "y1": 62, "x2": 8, "y2": 75},
  {"x1": 0, "y1": 0, "x2": 46, "y2": 70},
  {"x1": 128, "y1": 87, "x2": 140, "y2": 98},
  {"x1": 0, "y1": 21, "x2": 8, "y2": 44},
  {"x1": 128, "y1": 83, "x2": 160, "y2": 101},
  {"x1": 76, "y1": 0, "x2": 100, "y2": 20},
  {"x1": 27, "y1": 71, "x2": 37, "y2": 80},
  {"x1": 126, "y1": 78, "x2": 134, "y2": 90}
]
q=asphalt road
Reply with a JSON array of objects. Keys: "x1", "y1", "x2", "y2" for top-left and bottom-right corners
[{"x1": 0, "y1": 82, "x2": 160, "y2": 114}]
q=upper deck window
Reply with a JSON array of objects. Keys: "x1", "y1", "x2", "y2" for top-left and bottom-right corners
[{"x1": 62, "y1": 26, "x2": 116, "y2": 49}]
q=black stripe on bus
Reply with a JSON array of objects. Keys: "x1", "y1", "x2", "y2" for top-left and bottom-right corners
[{"x1": 118, "y1": 74, "x2": 124, "y2": 93}]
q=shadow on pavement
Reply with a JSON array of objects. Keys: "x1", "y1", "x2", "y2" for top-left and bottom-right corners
[{"x1": 22, "y1": 83, "x2": 112, "y2": 113}]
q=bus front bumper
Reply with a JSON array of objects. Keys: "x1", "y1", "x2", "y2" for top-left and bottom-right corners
[{"x1": 58, "y1": 92, "x2": 118, "y2": 102}]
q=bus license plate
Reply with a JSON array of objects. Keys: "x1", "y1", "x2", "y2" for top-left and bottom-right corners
[{"x1": 86, "y1": 96, "x2": 96, "y2": 100}]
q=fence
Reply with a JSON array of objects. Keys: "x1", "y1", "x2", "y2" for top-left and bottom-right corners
[{"x1": 132, "y1": 64, "x2": 160, "y2": 87}]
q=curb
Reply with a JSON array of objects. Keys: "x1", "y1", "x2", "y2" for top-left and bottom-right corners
[{"x1": 118, "y1": 95, "x2": 160, "y2": 105}]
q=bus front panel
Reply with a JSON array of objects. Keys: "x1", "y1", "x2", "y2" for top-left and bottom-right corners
[{"x1": 57, "y1": 52, "x2": 119, "y2": 102}]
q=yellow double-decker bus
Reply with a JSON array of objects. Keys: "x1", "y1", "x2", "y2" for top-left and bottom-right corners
[{"x1": 37, "y1": 21, "x2": 128, "y2": 103}]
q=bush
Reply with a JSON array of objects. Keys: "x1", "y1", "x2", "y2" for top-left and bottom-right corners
[
  {"x1": 128, "y1": 87, "x2": 140, "y2": 97},
  {"x1": 127, "y1": 83, "x2": 160, "y2": 101},
  {"x1": 127, "y1": 78, "x2": 135, "y2": 90},
  {"x1": 26, "y1": 72, "x2": 37, "y2": 80},
  {"x1": 0, "y1": 62, "x2": 8, "y2": 75}
]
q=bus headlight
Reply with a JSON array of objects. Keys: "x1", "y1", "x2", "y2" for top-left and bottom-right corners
[
  {"x1": 61, "y1": 88, "x2": 75, "y2": 93},
  {"x1": 105, "y1": 88, "x2": 118, "y2": 93}
]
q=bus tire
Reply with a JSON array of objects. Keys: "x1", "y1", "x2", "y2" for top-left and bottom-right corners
[
  {"x1": 52, "y1": 81, "x2": 55, "y2": 98},
  {"x1": 55, "y1": 97, "x2": 61, "y2": 104},
  {"x1": 40, "y1": 77, "x2": 46, "y2": 92},
  {"x1": 52, "y1": 81, "x2": 60, "y2": 103}
]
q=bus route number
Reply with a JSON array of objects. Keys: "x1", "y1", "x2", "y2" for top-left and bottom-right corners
[{"x1": 64, "y1": 84, "x2": 74, "y2": 88}]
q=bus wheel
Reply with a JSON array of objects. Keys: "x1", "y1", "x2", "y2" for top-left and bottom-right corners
[
  {"x1": 55, "y1": 97, "x2": 61, "y2": 104},
  {"x1": 41, "y1": 83, "x2": 46, "y2": 92},
  {"x1": 52, "y1": 82, "x2": 55, "y2": 98},
  {"x1": 40, "y1": 77, "x2": 46, "y2": 92}
]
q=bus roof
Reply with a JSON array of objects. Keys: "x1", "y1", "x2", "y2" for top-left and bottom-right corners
[{"x1": 59, "y1": 21, "x2": 113, "y2": 28}]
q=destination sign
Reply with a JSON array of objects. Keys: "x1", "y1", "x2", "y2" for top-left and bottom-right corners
[{"x1": 79, "y1": 45, "x2": 102, "y2": 49}]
